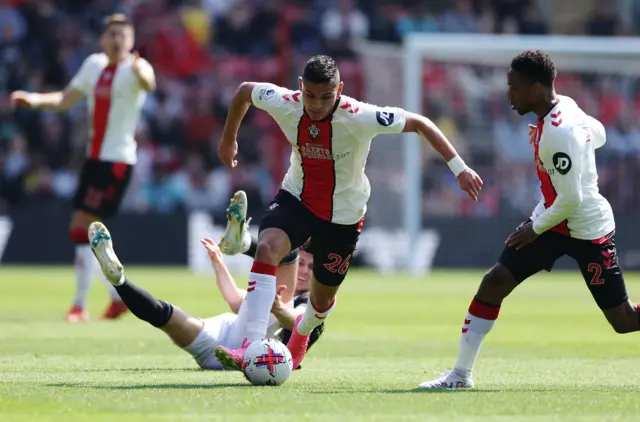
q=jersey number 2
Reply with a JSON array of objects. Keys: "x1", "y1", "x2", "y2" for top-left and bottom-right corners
[
  {"x1": 588, "y1": 263, "x2": 605, "y2": 285},
  {"x1": 324, "y1": 253, "x2": 352, "y2": 275}
]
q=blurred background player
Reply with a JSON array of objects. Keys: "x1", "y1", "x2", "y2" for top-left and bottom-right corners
[
  {"x1": 9, "y1": 14, "x2": 156, "y2": 322},
  {"x1": 87, "y1": 220, "x2": 323, "y2": 370},
  {"x1": 419, "y1": 50, "x2": 639, "y2": 389},
  {"x1": 215, "y1": 54, "x2": 483, "y2": 372}
]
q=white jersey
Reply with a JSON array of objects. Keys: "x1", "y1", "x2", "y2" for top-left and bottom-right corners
[
  {"x1": 69, "y1": 53, "x2": 154, "y2": 165},
  {"x1": 530, "y1": 95, "x2": 614, "y2": 240},
  {"x1": 251, "y1": 83, "x2": 407, "y2": 225},
  {"x1": 182, "y1": 296, "x2": 293, "y2": 370}
]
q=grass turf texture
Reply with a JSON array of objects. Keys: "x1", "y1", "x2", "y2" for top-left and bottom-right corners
[{"x1": 1, "y1": 266, "x2": 639, "y2": 421}]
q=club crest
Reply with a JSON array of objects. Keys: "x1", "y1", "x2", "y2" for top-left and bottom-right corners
[{"x1": 308, "y1": 124, "x2": 319, "y2": 139}]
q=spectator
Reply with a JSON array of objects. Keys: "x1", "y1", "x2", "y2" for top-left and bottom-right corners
[{"x1": 320, "y1": 0, "x2": 369, "y2": 57}]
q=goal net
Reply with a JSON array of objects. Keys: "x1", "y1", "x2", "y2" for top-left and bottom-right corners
[{"x1": 354, "y1": 33, "x2": 640, "y2": 274}]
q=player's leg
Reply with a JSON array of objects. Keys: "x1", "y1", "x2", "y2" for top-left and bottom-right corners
[
  {"x1": 88, "y1": 221, "x2": 205, "y2": 345},
  {"x1": 418, "y1": 226, "x2": 565, "y2": 389},
  {"x1": 97, "y1": 162, "x2": 133, "y2": 319},
  {"x1": 67, "y1": 160, "x2": 106, "y2": 322},
  {"x1": 213, "y1": 190, "x2": 312, "y2": 370},
  {"x1": 286, "y1": 218, "x2": 362, "y2": 369},
  {"x1": 242, "y1": 233, "x2": 300, "y2": 303},
  {"x1": 572, "y1": 235, "x2": 640, "y2": 334}
]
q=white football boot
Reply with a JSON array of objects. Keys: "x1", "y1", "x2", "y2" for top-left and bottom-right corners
[
  {"x1": 417, "y1": 370, "x2": 475, "y2": 389},
  {"x1": 219, "y1": 190, "x2": 252, "y2": 255},
  {"x1": 88, "y1": 221, "x2": 124, "y2": 285}
]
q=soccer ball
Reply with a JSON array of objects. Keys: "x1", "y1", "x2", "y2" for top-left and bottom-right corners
[{"x1": 242, "y1": 338, "x2": 293, "y2": 386}]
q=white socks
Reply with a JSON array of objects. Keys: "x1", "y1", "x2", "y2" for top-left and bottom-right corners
[
  {"x1": 453, "y1": 298, "x2": 501, "y2": 377},
  {"x1": 244, "y1": 262, "x2": 277, "y2": 343},
  {"x1": 72, "y1": 244, "x2": 95, "y2": 309},
  {"x1": 296, "y1": 298, "x2": 336, "y2": 336}
]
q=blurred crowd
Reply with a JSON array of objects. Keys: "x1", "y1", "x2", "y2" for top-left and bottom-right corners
[{"x1": 0, "y1": 0, "x2": 639, "y2": 223}]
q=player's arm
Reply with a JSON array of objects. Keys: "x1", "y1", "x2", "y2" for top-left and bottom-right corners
[
  {"x1": 272, "y1": 300, "x2": 305, "y2": 331},
  {"x1": 403, "y1": 112, "x2": 462, "y2": 166},
  {"x1": 218, "y1": 82, "x2": 289, "y2": 168},
  {"x1": 217, "y1": 82, "x2": 256, "y2": 168},
  {"x1": 11, "y1": 55, "x2": 95, "y2": 112},
  {"x1": 532, "y1": 129, "x2": 584, "y2": 234},
  {"x1": 132, "y1": 54, "x2": 156, "y2": 92},
  {"x1": 10, "y1": 88, "x2": 84, "y2": 112},
  {"x1": 200, "y1": 238, "x2": 245, "y2": 313},
  {"x1": 402, "y1": 111, "x2": 483, "y2": 200}
]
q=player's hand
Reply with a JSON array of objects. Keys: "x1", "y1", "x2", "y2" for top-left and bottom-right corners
[
  {"x1": 457, "y1": 168, "x2": 483, "y2": 201},
  {"x1": 271, "y1": 285, "x2": 287, "y2": 313},
  {"x1": 200, "y1": 238, "x2": 224, "y2": 263},
  {"x1": 10, "y1": 91, "x2": 36, "y2": 109},
  {"x1": 505, "y1": 221, "x2": 539, "y2": 250},
  {"x1": 217, "y1": 138, "x2": 238, "y2": 168},
  {"x1": 131, "y1": 51, "x2": 143, "y2": 74}
]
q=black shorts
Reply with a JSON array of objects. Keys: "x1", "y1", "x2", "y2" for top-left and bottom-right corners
[
  {"x1": 259, "y1": 190, "x2": 363, "y2": 287},
  {"x1": 72, "y1": 159, "x2": 133, "y2": 218},
  {"x1": 499, "y1": 223, "x2": 627, "y2": 310}
]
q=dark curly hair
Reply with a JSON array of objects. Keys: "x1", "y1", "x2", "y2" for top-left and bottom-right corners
[
  {"x1": 510, "y1": 50, "x2": 556, "y2": 88},
  {"x1": 302, "y1": 55, "x2": 339, "y2": 84}
]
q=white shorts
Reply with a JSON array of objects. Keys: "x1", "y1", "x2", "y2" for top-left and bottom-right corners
[{"x1": 182, "y1": 313, "x2": 238, "y2": 370}]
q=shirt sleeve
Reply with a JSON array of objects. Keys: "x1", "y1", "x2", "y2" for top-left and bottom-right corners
[
  {"x1": 251, "y1": 82, "x2": 294, "y2": 121},
  {"x1": 68, "y1": 56, "x2": 94, "y2": 95},
  {"x1": 532, "y1": 127, "x2": 585, "y2": 234},
  {"x1": 355, "y1": 101, "x2": 407, "y2": 139}
]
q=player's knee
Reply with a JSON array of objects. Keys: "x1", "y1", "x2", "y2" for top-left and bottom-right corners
[
  {"x1": 255, "y1": 240, "x2": 286, "y2": 266},
  {"x1": 70, "y1": 210, "x2": 97, "y2": 230},
  {"x1": 601, "y1": 299, "x2": 638, "y2": 334},
  {"x1": 610, "y1": 317, "x2": 635, "y2": 334},
  {"x1": 607, "y1": 304, "x2": 638, "y2": 334},
  {"x1": 477, "y1": 265, "x2": 517, "y2": 303}
]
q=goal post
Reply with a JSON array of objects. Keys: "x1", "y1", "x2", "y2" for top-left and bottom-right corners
[{"x1": 354, "y1": 34, "x2": 640, "y2": 274}]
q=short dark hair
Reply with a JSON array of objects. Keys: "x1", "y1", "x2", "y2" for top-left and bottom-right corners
[
  {"x1": 103, "y1": 13, "x2": 133, "y2": 32},
  {"x1": 510, "y1": 50, "x2": 556, "y2": 87},
  {"x1": 302, "y1": 55, "x2": 339, "y2": 84}
]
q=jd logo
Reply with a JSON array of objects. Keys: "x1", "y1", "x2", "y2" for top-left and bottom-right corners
[
  {"x1": 552, "y1": 152, "x2": 572, "y2": 175},
  {"x1": 376, "y1": 110, "x2": 395, "y2": 127}
]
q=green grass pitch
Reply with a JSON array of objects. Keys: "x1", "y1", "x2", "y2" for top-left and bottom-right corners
[{"x1": 1, "y1": 266, "x2": 639, "y2": 421}]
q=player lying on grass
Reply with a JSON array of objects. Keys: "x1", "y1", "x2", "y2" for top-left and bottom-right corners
[
  {"x1": 87, "y1": 219, "x2": 322, "y2": 370},
  {"x1": 215, "y1": 54, "x2": 483, "y2": 372},
  {"x1": 419, "y1": 50, "x2": 640, "y2": 389}
]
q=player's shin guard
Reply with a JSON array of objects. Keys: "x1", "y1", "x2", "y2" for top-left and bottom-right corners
[
  {"x1": 297, "y1": 298, "x2": 336, "y2": 336},
  {"x1": 453, "y1": 297, "x2": 500, "y2": 377},
  {"x1": 245, "y1": 262, "x2": 277, "y2": 343},
  {"x1": 114, "y1": 278, "x2": 173, "y2": 328},
  {"x1": 70, "y1": 227, "x2": 94, "y2": 309}
]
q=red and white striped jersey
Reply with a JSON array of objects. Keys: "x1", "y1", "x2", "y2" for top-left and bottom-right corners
[
  {"x1": 70, "y1": 53, "x2": 153, "y2": 165},
  {"x1": 252, "y1": 83, "x2": 407, "y2": 225},
  {"x1": 530, "y1": 95, "x2": 614, "y2": 240}
]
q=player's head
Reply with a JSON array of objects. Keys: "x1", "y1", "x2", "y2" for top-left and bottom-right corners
[
  {"x1": 101, "y1": 14, "x2": 135, "y2": 59},
  {"x1": 295, "y1": 248, "x2": 313, "y2": 295},
  {"x1": 299, "y1": 55, "x2": 343, "y2": 121},
  {"x1": 507, "y1": 50, "x2": 556, "y2": 115}
]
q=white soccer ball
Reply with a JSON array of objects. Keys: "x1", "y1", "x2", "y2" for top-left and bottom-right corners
[{"x1": 242, "y1": 338, "x2": 293, "y2": 386}]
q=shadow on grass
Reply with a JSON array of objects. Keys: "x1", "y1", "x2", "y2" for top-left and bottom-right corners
[
  {"x1": 10, "y1": 368, "x2": 203, "y2": 374},
  {"x1": 310, "y1": 385, "x2": 640, "y2": 394},
  {"x1": 47, "y1": 382, "x2": 251, "y2": 390},
  {"x1": 309, "y1": 388, "x2": 502, "y2": 394}
]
